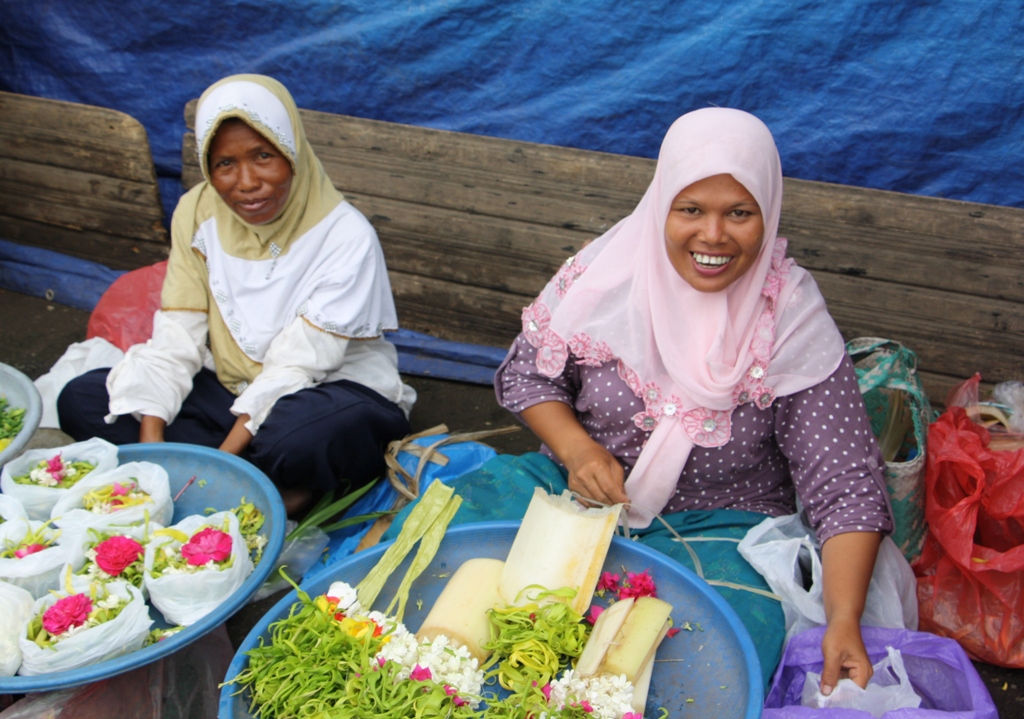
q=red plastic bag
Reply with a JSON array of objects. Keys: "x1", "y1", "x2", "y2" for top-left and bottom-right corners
[
  {"x1": 86, "y1": 261, "x2": 167, "y2": 351},
  {"x1": 914, "y1": 406, "x2": 1024, "y2": 667}
]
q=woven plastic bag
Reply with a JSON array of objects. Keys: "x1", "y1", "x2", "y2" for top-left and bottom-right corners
[
  {"x1": 763, "y1": 625, "x2": 998, "y2": 718},
  {"x1": 0, "y1": 438, "x2": 119, "y2": 521},
  {"x1": 847, "y1": 338, "x2": 933, "y2": 563},
  {"x1": 914, "y1": 405, "x2": 1024, "y2": 667}
]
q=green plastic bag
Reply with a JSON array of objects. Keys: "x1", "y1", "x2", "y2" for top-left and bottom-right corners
[{"x1": 846, "y1": 338, "x2": 934, "y2": 563}]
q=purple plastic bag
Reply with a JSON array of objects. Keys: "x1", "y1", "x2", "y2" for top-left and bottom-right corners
[{"x1": 763, "y1": 626, "x2": 998, "y2": 718}]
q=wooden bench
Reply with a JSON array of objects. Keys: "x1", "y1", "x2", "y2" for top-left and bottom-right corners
[
  {"x1": 183, "y1": 100, "x2": 1024, "y2": 406},
  {"x1": 0, "y1": 91, "x2": 169, "y2": 270}
]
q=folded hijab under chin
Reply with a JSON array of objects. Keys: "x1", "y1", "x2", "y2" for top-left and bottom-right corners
[{"x1": 523, "y1": 107, "x2": 846, "y2": 528}]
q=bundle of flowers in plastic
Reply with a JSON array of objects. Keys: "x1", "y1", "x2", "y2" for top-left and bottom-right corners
[
  {"x1": 18, "y1": 573, "x2": 153, "y2": 675},
  {"x1": 0, "y1": 518, "x2": 71, "y2": 598},
  {"x1": 144, "y1": 511, "x2": 253, "y2": 626},
  {"x1": 11, "y1": 454, "x2": 96, "y2": 489},
  {"x1": 75, "y1": 524, "x2": 157, "y2": 591},
  {"x1": 50, "y1": 461, "x2": 174, "y2": 536}
]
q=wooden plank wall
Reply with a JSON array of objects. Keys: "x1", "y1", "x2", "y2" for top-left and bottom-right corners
[
  {"x1": 0, "y1": 92, "x2": 169, "y2": 269},
  {"x1": 183, "y1": 102, "x2": 1024, "y2": 405}
]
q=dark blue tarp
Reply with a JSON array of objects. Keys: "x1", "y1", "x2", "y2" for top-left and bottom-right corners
[{"x1": 2, "y1": 0, "x2": 1021, "y2": 221}]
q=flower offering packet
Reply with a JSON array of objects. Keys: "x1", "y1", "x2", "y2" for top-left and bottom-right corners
[
  {"x1": 0, "y1": 494, "x2": 28, "y2": 525},
  {"x1": 0, "y1": 580, "x2": 35, "y2": 676},
  {"x1": 70, "y1": 521, "x2": 161, "y2": 594},
  {"x1": 143, "y1": 511, "x2": 254, "y2": 626},
  {"x1": 0, "y1": 518, "x2": 74, "y2": 598},
  {"x1": 18, "y1": 574, "x2": 153, "y2": 675},
  {"x1": 50, "y1": 461, "x2": 173, "y2": 540},
  {"x1": 0, "y1": 438, "x2": 118, "y2": 521}
]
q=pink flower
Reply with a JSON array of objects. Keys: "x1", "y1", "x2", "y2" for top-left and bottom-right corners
[
  {"x1": 410, "y1": 664, "x2": 432, "y2": 681},
  {"x1": 586, "y1": 605, "x2": 605, "y2": 624},
  {"x1": 94, "y1": 535, "x2": 144, "y2": 576},
  {"x1": 42, "y1": 594, "x2": 92, "y2": 635},
  {"x1": 180, "y1": 527, "x2": 233, "y2": 566},
  {"x1": 541, "y1": 683, "x2": 552, "y2": 701},
  {"x1": 681, "y1": 407, "x2": 731, "y2": 447},
  {"x1": 623, "y1": 713, "x2": 643, "y2": 719},
  {"x1": 14, "y1": 543, "x2": 46, "y2": 559},
  {"x1": 666, "y1": 627, "x2": 681, "y2": 638},
  {"x1": 444, "y1": 685, "x2": 468, "y2": 707},
  {"x1": 579, "y1": 700, "x2": 594, "y2": 712},
  {"x1": 377, "y1": 656, "x2": 386, "y2": 668},
  {"x1": 619, "y1": 570, "x2": 657, "y2": 600},
  {"x1": 110, "y1": 481, "x2": 134, "y2": 497},
  {"x1": 45, "y1": 454, "x2": 65, "y2": 481},
  {"x1": 596, "y1": 571, "x2": 620, "y2": 596}
]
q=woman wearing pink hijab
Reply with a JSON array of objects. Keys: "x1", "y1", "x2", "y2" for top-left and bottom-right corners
[{"x1": 389, "y1": 108, "x2": 893, "y2": 693}]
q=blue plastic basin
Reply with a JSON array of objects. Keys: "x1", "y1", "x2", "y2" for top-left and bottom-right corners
[
  {"x1": 0, "y1": 362, "x2": 43, "y2": 469},
  {"x1": 220, "y1": 521, "x2": 762, "y2": 718},
  {"x1": 0, "y1": 442, "x2": 286, "y2": 693}
]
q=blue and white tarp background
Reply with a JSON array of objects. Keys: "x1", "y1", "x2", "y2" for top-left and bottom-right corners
[{"x1": 2, "y1": 0, "x2": 1022, "y2": 220}]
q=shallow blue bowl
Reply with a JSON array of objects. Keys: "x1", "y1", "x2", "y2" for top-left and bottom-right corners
[
  {"x1": 0, "y1": 362, "x2": 43, "y2": 469},
  {"x1": 0, "y1": 442, "x2": 286, "y2": 693},
  {"x1": 220, "y1": 521, "x2": 762, "y2": 718}
]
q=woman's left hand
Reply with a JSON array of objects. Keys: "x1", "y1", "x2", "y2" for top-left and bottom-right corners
[
  {"x1": 219, "y1": 414, "x2": 253, "y2": 455},
  {"x1": 820, "y1": 615, "x2": 872, "y2": 694}
]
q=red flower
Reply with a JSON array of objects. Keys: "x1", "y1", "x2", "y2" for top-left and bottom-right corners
[
  {"x1": 42, "y1": 594, "x2": 92, "y2": 635},
  {"x1": 619, "y1": 570, "x2": 657, "y2": 600},
  {"x1": 14, "y1": 543, "x2": 46, "y2": 559},
  {"x1": 444, "y1": 685, "x2": 468, "y2": 707},
  {"x1": 666, "y1": 627, "x2": 681, "y2": 638},
  {"x1": 585, "y1": 605, "x2": 604, "y2": 625},
  {"x1": 540, "y1": 683, "x2": 552, "y2": 701},
  {"x1": 94, "y1": 535, "x2": 144, "y2": 576},
  {"x1": 180, "y1": 527, "x2": 233, "y2": 566},
  {"x1": 410, "y1": 664, "x2": 432, "y2": 681}
]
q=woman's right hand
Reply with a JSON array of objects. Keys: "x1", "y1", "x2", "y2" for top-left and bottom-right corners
[
  {"x1": 564, "y1": 439, "x2": 630, "y2": 507},
  {"x1": 139, "y1": 415, "x2": 166, "y2": 443},
  {"x1": 520, "y1": 401, "x2": 630, "y2": 508}
]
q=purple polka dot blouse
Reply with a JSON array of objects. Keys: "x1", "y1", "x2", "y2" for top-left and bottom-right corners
[{"x1": 495, "y1": 332, "x2": 893, "y2": 543}]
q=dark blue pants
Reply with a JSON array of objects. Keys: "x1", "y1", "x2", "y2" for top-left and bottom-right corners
[{"x1": 57, "y1": 368, "x2": 411, "y2": 496}]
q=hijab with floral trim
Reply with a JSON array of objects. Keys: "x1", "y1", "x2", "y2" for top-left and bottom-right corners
[{"x1": 521, "y1": 108, "x2": 846, "y2": 528}]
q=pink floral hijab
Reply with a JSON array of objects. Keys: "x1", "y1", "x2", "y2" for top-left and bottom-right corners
[{"x1": 521, "y1": 108, "x2": 846, "y2": 528}]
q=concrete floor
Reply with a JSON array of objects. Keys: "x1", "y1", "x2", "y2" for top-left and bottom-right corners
[{"x1": 1, "y1": 286, "x2": 1021, "y2": 717}]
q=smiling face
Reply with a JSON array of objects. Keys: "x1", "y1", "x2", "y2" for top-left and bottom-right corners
[
  {"x1": 663, "y1": 173, "x2": 765, "y2": 292},
  {"x1": 207, "y1": 119, "x2": 294, "y2": 225}
]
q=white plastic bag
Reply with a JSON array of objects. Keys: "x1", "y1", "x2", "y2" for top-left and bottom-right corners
[
  {"x1": 50, "y1": 461, "x2": 173, "y2": 540},
  {"x1": 802, "y1": 645, "x2": 923, "y2": 716},
  {"x1": 18, "y1": 576, "x2": 153, "y2": 675},
  {"x1": 0, "y1": 580, "x2": 35, "y2": 676},
  {"x1": 0, "y1": 494, "x2": 28, "y2": 523},
  {"x1": 144, "y1": 511, "x2": 254, "y2": 626},
  {"x1": 737, "y1": 514, "x2": 918, "y2": 639},
  {"x1": 33, "y1": 338, "x2": 125, "y2": 430},
  {"x1": 0, "y1": 438, "x2": 119, "y2": 521},
  {"x1": 0, "y1": 518, "x2": 75, "y2": 599}
]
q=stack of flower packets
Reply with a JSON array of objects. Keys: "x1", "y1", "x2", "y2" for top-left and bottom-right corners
[
  {"x1": 0, "y1": 580, "x2": 34, "y2": 676},
  {"x1": 18, "y1": 571, "x2": 153, "y2": 675},
  {"x1": 0, "y1": 438, "x2": 118, "y2": 521},
  {"x1": 144, "y1": 511, "x2": 254, "y2": 626},
  {"x1": 51, "y1": 461, "x2": 173, "y2": 541},
  {"x1": 0, "y1": 518, "x2": 73, "y2": 598}
]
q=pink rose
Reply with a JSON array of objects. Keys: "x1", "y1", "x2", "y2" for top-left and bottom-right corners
[
  {"x1": 14, "y1": 543, "x2": 46, "y2": 559},
  {"x1": 180, "y1": 527, "x2": 233, "y2": 566},
  {"x1": 619, "y1": 570, "x2": 657, "y2": 600},
  {"x1": 94, "y1": 535, "x2": 145, "y2": 576},
  {"x1": 42, "y1": 594, "x2": 92, "y2": 635}
]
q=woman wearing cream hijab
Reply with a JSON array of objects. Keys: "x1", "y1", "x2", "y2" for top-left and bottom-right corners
[{"x1": 59, "y1": 75, "x2": 416, "y2": 514}]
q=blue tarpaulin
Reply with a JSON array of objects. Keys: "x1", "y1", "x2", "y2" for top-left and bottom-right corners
[{"x1": 1, "y1": 0, "x2": 1021, "y2": 221}]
